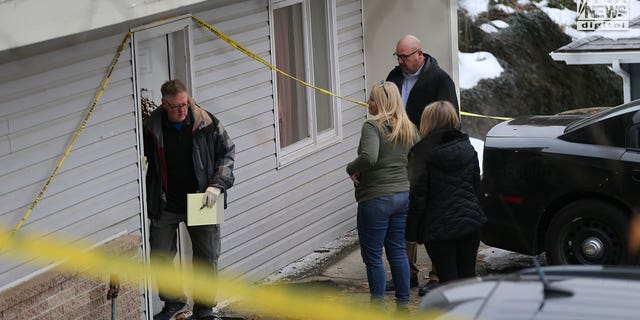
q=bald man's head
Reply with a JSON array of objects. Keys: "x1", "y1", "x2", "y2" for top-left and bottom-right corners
[
  {"x1": 397, "y1": 35, "x2": 422, "y2": 50},
  {"x1": 395, "y1": 35, "x2": 424, "y2": 74}
]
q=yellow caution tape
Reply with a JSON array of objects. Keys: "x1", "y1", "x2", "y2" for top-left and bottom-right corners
[
  {"x1": 0, "y1": 227, "x2": 453, "y2": 320},
  {"x1": 191, "y1": 16, "x2": 368, "y2": 108},
  {"x1": 461, "y1": 111, "x2": 512, "y2": 121},
  {"x1": 192, "y1": 16, "x2": 511, "y2": 122},
  {"x1": 11, "y1": 32, "x2": 132, "y2": 236}
]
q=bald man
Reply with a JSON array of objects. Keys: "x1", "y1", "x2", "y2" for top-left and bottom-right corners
[
  {"x1": 386, "y1": 35, "x2": 458, "y2": 296},
  {"x1": 386, "y1": 35, "x2": 458, "y2": 128}
]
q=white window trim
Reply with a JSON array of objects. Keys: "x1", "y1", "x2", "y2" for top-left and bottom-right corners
[{"x1": 269, "y1": 0, "x2": 342, "y2": 168}]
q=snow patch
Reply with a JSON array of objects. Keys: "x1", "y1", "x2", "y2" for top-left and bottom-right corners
[
  {"x1": 458, "y1": 51, "x2": 504, "y2": 90},
  {"x1": 470, "y1": 137, "x2": 485, "y2": 175},
  {"x1": 538, "y1": 5, "x2": 577, "y2": 27},
  {"x1": 592, "y1": 28, "x2": 640, "y2": 40},
  {"x1": 495, "y1": 4, "x2": 515, "y2": 14},
  {"x1": 492, "y1": 20, "x2": 509, "y2": 29},
  {"x1": 480, "y1": 23, "x2": 499, "y2": 33},
  {"x1": 260, "y1": 229, "x2": 359, "y2": 283},
  {"x1": 458, "y1": 0, "x2": 489, "y2": 20},
  {"x1": 480, "y1": 20, "x2": 510, "y2": 33}
]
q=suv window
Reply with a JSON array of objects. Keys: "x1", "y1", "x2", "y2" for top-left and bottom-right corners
[
  {"x1": 628, "y1": 124, "x2": 640, "y2": 151},
  {"x1": 562, "y1": 116, "x2": 626, "y2": 147}
]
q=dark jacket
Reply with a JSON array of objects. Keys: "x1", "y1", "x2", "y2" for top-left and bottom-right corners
[
  {"x1": 386, "y1": 54, "x2": 458, "y2": 127},
  {"x1": 144, "y1": 100, "x2": 235, "y2": 219},
  {"x1": 406, "y1": 129, "x2": 485, "y2": 243}
]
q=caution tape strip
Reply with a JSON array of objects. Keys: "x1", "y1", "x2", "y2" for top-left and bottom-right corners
[
  {"x1": 0, "y1": 227, "x2": 453, "y2": 320},
  {"x1": 461, "y1": 111, "x2": 512, "y2": 121},
  {"x1": 191, "y1": 16, "x2": 368, "y2": 108},
  {"x1": 192, "y1": 16, "x2": 513, "y2": 122},
  {"x1": 11, "y1": 32, "x2": 132, "y2": 236}
]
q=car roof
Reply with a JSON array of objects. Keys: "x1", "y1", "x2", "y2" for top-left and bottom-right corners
[{"x1": 422, "y1": 265, "x2": 640, "y2": 320}]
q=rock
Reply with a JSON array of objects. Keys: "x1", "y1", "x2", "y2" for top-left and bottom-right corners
[{"x1": 459, "y1": 9, "x2": 623, "y2": 138}]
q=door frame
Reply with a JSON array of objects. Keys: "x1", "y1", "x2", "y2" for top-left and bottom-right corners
[{"x1": 130, "y1": 14, "x2": 196, "y2": 319}]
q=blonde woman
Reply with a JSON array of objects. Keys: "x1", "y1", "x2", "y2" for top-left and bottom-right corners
[
  {"x1": 346, "y1": 81, "x2": 418, "y2": 310},
  {"x1": 406, "y1": 101, "x2": 486, "y2": 286}
]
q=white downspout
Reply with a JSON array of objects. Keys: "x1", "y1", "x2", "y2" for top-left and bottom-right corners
[{"x1": 611, "y1": 59, "x2": 631, "y2": 103}]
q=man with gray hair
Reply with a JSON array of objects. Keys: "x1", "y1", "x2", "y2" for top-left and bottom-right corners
[{"x1": 144, "y1": 79, "x2": 235, "y2": 320}]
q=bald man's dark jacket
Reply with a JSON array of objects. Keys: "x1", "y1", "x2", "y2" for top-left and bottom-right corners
[{"x1": 386, "y1": 54, "x2": 458, "y2": 128}]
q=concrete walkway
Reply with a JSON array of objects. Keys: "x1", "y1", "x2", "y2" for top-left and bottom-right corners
[
  {"x1": 220, "y1": 230, "x2": 539, "y2": 318},
  {"x1": 292, "y1": 241, "x2": 435, "y2": 312}
]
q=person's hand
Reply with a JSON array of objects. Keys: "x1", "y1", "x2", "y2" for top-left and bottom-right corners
[
  {"x1": 349, "y1": 173, "x2": 360, "y2": 187},
  {"x1": 203, "y1": 187, "x2": 221, "y2": 208}
]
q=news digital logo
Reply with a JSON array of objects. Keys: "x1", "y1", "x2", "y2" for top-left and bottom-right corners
[{"x1": 577, "y1": 0, "x2": 629, "y2": 30}]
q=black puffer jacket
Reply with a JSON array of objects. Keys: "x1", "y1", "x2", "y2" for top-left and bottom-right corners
[{"x1": 406, "y1": 129, "x2": 486, "y2": 243}]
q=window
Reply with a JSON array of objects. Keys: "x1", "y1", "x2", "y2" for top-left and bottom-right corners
[{"x1": 271, "y1": 0, "x2": 340, "y2": 162}]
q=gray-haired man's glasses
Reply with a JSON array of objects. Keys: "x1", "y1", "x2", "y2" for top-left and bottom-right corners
[
  {"x1": 393, "y1": 48, "x2": 419, "y2": 61},
  {"x1": 164, "y1": 100, "x2": 189, "y2": 110}
]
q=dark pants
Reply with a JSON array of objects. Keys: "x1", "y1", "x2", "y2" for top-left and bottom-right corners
[
  {"x1": 150, "y1": 210, "x2": 220, "y2": 318},
  {"x1": 425, "y1": 230, "x2": 480, "y2": 284}
]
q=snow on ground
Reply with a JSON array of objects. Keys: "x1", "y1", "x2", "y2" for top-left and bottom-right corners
[
  {"x1": 480, "y1": 20, "x2": 510, "y2": 33},
  {"x1": 480, "y1": 23, "x2": 499, "y2": 33},
  {"x1": 592, "y1": 28, "x2": 640, "y2": 40},
  {"x1": 495, "y1": 4, "x2": 515, "y2": 14},
  {"x1": 261, "y1": 229, "x2": 359, "y2": 283},
  {"x1": 459, "y1": 0, "x2": 489, "y2": 20},
  {"x1": 458, "y1": 51, "x2": 504, "y2": 90},
  {"x1": 470, "y1": 137, "x2": 485, "y2": 174},
  {"x1": 458, "y1": 0, "x2": 640, "y2": 89},
  {"x1": 491, "y1": 19, "x2": 509, "y2": 29},
  {"x1": 536, "y1": 1, "x2": 577, "y2": 27},
  {"x1": 467, "y1": 0, "x2": 640, "y2": 41}
]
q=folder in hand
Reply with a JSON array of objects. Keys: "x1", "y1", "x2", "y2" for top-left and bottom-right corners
[{"x1": 187, "y1": 193, "x2": 224, "y2": 226}]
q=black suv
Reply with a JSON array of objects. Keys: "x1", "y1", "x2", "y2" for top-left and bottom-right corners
[{"x1": 479, "y1": 100, "x2": 640, "y2": 265}]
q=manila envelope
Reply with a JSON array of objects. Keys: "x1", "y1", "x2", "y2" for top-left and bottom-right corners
[{"x1": 187, "y1": 193, "x2": 224, "y2": 226}]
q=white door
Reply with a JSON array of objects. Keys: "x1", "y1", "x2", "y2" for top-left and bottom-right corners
[{"x1": 133, "y1": 16, "x2": 195, "y2": 318}]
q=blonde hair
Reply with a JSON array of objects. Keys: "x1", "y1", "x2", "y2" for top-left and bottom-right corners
[
  {"x1": 370, "y1": 81, "x2": 417, "y2": 147},
  {"x1": 419, "y1": 101, "x2": 460, "y2": 137}
]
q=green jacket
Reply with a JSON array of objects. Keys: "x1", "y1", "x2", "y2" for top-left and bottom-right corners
[{"x1": 346, "y1": 119, "x2": 416, "y2": 203}]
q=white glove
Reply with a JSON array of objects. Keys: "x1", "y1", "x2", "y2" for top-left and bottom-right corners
[{"x1": 203, "y1": 187, "x2": 221, "y2": 208}]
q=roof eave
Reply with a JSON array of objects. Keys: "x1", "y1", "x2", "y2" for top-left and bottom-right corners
[{"x1": 550, "y1": 50, "x2": 640, "y2": 65}]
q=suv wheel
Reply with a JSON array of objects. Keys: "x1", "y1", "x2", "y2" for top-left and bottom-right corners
[{"x1": 545, "y1": 200, "x2": 627, "y2": 265}]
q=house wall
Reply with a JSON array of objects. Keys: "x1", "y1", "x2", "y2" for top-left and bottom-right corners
[
  {"x1": 0, "y1": 0, "x2": 366, "y2": 317},
  {"x1": 0, "y1": 29, "x2": 146, "y2": 317},
  {"x1": 362, "y1": 0, "x2": 459, "y2": 93},
  {"x1": 0, "y1": 33, "x2": 143, "y2": 284},
  {"x1": 192, "y1": 0, "x2": 366, "y2": 279}
]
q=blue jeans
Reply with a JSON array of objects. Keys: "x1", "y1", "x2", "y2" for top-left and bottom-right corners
[{"x1": 357, "y1": 192, "x2": 410, "y2": 306}]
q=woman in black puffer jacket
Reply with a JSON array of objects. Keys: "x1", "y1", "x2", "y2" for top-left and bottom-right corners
[{"x1": 406, "y1": 100, "x2": 486, "y2": 285}]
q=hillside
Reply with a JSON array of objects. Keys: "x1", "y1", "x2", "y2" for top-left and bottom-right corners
[{"x1": 458, "y1": 6, "x2": 623, "y2": 138}]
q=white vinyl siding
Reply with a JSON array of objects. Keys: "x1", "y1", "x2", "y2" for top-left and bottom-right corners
[
  {"x1": 192, "y1": 0, "x2": 365, "y2": 279},
  {"x1": 0, "y1": 33, "x2": 142, "y2": 288},
  {"x1": 0, "y1": 0, "x2": 366, "y2": 292}
]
